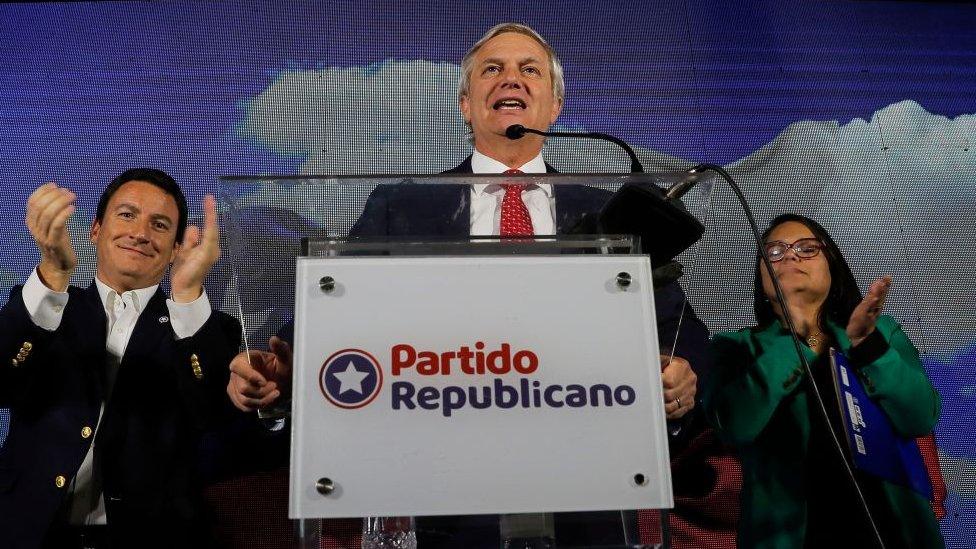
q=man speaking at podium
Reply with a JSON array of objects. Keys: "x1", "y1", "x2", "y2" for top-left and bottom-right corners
[
  {"x1": 229, "y1": 22, "x2": 711, "y2": 547},
  {"x1": 351, "y1": 22, "x2": 709, "y2": 436},
  {"x1": 353, "y1": 21, "x2": 711, "y2": 546}
]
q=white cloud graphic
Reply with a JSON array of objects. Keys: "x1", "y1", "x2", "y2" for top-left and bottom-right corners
[
  {"x1": 688, "y1": 100, "x2": 976, "y2": 348},
  {"x1": 240, "y1": 59, "x2": 469, "y2": 174}
]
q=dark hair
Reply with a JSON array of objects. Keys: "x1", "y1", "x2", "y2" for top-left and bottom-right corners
[
  {"x1": 753, "y1": 213, "x2": 862, "y2": 329},
  {"x1": 96, "y1": 168, "x2": 188, "y2": 242}
]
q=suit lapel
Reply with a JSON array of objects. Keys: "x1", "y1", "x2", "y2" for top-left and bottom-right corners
[
  {"x1": 71, "y1": 283, "x2": 110, "y2": 400},
  {"x1": 430, "y1": 155, "x2": 473, "y2": 237},
  {"x1": 548, "y1": 164, "x2": 600, "y2": 234},
  {"x1": 433, "y1": 185, "x2": 469, "y2": 237},
  {"x1": 443, "y1": 156, "x2": 474, "y2": 174},
  {"x1": 121, "y1": 288, "x2": 171, "y2": 371},
  {"x1": 553, "y1": 185, "x2": 593, "y2": 234},
  {"x1": 386, "y1": 185, "x2": 468, "y2": 237},
  {"x1": 79, "y1": 282, "x2": 108, "y2": 342}
]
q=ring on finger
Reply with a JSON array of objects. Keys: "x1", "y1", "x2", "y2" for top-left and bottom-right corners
[{"x1": 675, "y1": 397, "x2": 682, "y2": 409}]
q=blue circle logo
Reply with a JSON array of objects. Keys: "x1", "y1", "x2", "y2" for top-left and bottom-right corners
[{"x1": 319, "y1": 349, "x2": 383, "y2": 409}]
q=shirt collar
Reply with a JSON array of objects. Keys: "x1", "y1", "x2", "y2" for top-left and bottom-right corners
[
  {"x1": 94, "y1": 276, "x2": 159, "y2": 315},
  {"x1": 470, "y1": 149, "x2": 552, "y2": 198}
]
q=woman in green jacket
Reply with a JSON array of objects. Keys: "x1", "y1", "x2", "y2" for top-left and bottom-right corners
[{"x1": 704, "y1": 214, "x2": 943, "y2": 548}]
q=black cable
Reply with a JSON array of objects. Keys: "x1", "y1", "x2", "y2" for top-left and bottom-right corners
[{"x1": 689, "y1": 163, "x2": 886, "y2": 549}]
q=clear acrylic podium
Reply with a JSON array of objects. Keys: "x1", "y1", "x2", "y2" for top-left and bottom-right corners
[{"x1": 220, "y1": 173, "x2": 677, "y2": 549}]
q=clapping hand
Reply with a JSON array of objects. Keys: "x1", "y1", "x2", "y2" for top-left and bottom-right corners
[
  {"x1": 26, "y1": 182, "x2": 77, "y2": 292},
  {"x1": 847, "y1": 276, "x2": 892, "y2": 347},
  {"x1": 171, "y1": 194, "x2": 220, "y2": 303}
]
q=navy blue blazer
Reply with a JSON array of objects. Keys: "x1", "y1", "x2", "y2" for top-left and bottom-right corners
[
  {"x1": 0, "y1": 282, "x2": 241, "y2": 549},
  {"x1": 344, "y1": 156, "x2": 712, "y2": 547}
]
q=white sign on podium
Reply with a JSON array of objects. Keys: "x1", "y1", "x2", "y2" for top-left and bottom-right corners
[{"x1": 289, "y1": 254, "x2": 672, "y2": 518}]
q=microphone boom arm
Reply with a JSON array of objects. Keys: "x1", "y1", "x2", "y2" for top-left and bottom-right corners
[{"x1": 506, "y1": 124, "x2": 645, "y2": 173}]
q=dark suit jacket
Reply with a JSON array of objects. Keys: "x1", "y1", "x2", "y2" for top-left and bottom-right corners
[
  {"x1": 0, "y1": 282, "x2": 241, "y2": 549},
  {"x1": 345, "y1": 156, "x2": 712, "y2": 547}
]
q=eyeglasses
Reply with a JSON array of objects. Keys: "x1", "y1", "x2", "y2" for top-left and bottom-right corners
[{"x1": 763, "y1": 238, "x2": 824, "y2": 262}]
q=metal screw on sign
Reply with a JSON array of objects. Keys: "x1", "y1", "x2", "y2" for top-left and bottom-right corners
[
  {"x1": 316, "y1": 477, "x2": 335, "y2": 495},
  {"x1": 616, "y1": 272, "x2": 632, "y2": 290},
  {"x1": 319, "y1": 276, "x2": 336, "y2": 293}
]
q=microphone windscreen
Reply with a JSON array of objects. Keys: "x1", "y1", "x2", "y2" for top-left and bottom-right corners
[
  {"x1": 505, "y1": 124, "x2": 526, "y2": 139},
  {"x1": 598, "y1": 183, "x2": 705, "y2": 268}
]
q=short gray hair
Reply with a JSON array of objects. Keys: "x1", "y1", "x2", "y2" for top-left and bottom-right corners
[{"x1": 458, "y1": 23, "x2": 565, "y2": 103}]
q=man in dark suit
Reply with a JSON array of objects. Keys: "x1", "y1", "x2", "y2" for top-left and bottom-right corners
[
  {"x1": 227, "y1": 22, "x2": 710, "y2": 547},
  {"x1": 0, "y1": 169, "x2": 242, "y2": 549}
]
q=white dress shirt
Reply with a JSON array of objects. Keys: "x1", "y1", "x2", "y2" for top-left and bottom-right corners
[
  {"x1": 468, "y1": 149, "x2": 557, "y2": 235},
  {"x1": 20, "y1": 269, "x2": 212, "y2": 525}
]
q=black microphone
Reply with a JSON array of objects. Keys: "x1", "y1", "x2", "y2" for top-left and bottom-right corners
[
  {"x1": 505, "y1": 124, "x2": 644, "y2": 173},
  {"x1": 505, "y1": 124, "x2": 528, "y2": 140}
]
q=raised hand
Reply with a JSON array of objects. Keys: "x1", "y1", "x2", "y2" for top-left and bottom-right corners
[
  {"x1": 227, "y1": 336, "x2": 293, "y2": 412},
  {"x1": 26, "y1": 182, "x2": 77, "y2": 291},
  {"x1": 847, "y1": 276, "x2": 892, "y2": 347},
  {"x1": 661, "y1": 354, "x2": 697, "y2": 420},
  {"x1": 171, "y1": 194, "x2": 220, "y2": 303}
]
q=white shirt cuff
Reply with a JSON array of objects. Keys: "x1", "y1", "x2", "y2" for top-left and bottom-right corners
[
  {"x1": 23, "y1": 268, "x2": 69, "y2": 331},
  {"x1": 166, "y1": 289, "x2": 213, "y2": 339}
]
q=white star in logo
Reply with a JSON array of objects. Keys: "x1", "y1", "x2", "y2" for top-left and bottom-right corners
[{"x1": 332, "y1": 361, "x2": 369, "y2": 395}]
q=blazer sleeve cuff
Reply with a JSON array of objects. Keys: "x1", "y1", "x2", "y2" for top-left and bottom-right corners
[
  {"x1": 848, "y1": 329, "x2": 889, "y2": 367},
  {"x1": 167, "y1": 289, "x2": 213, "y2": 339},
  {"x1": 23, "y1": 268, "x2": 69, "y2": 332}
]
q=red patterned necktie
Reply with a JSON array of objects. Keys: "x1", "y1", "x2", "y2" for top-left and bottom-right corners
[{"x1": 499, "y1": 168, "x2": 534, "y2": 236}]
